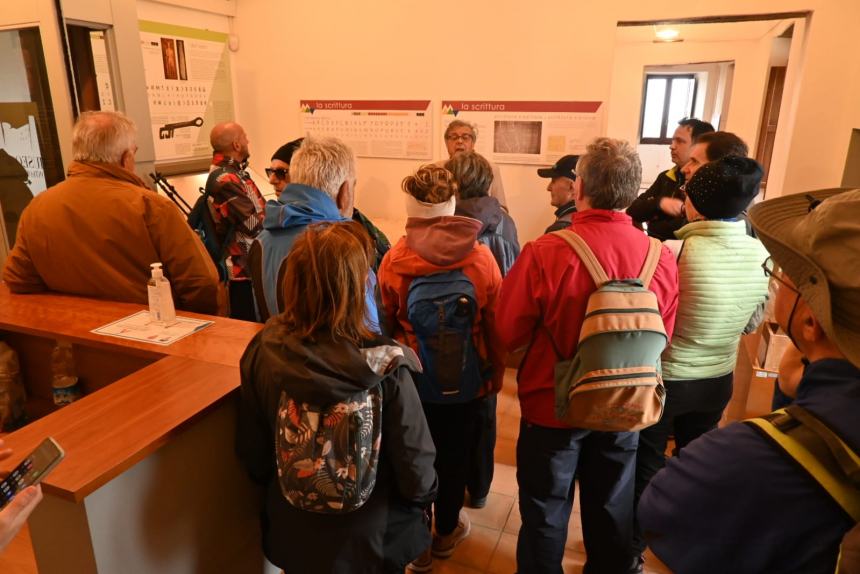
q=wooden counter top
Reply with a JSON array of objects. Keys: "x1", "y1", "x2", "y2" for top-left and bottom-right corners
[
  {"x1": 0, "y1": 284, "x2": 262, "y2": 367},
  {"x1": 0, "y1": 283, "x2": 263, "y2": 502}
]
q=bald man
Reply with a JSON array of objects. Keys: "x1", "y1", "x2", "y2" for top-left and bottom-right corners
[{"x1": 206, "y1": 121, "x2": 266, "y2": 321}]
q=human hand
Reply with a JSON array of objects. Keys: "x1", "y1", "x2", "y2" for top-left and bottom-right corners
[
  {"x1": 0, "y1": 484, "x2": 42, "y2": 552},
  {"x1": 0, "y1": 440, "x2": 13, "y2": 462},
  {"x1": 659, "y1": 197, "x2": 685, "y2": 217}
]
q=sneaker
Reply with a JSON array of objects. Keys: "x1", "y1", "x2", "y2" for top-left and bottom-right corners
[
  {"x1": 431, "y1": 510, "x2": 471, "y2": 558},
  {"x1": 407, "y1": 547, "x2": 432, "y2": 572},
  {"x1": 467, "y1": 494, "x2": 488, "y2": 509}
]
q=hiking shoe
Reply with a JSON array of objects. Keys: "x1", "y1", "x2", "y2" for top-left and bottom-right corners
[
  {"x1": 407, "y1": 546, "x2": 432, "y2": 572},
  {"x1": 467, "y1": 495, "x2": 488, "y2": 509},
  {"x1": 431, "y1": 510, "x2": 471, "y2": 558}
]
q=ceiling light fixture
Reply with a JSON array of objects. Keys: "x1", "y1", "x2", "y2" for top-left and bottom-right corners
[{"x1": 654, "y1": 26, "x2": 683, "y2": 43}]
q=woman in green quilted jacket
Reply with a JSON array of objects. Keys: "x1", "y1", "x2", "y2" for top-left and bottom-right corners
[{"x1": 633, "y1": 156, "x2": 770, "y2": 557}]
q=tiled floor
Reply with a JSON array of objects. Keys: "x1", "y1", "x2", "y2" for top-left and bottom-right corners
[
  {"x1": 421, "y1": 370, "x2": 671, "y2": 574},
  {"x1": 0, "y1": 369, "x2": 672, "y2": 574}
]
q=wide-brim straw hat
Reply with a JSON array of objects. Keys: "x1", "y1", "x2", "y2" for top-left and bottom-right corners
[{"x1": 749, "y1": 187, "x2": 860, "y2": 367}]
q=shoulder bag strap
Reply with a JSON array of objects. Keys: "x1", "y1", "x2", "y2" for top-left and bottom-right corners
[
  {"x1": 744, "y1": 407, "x2": 860, "y2": 522},
  {"x1": 551, "y1": 229, "x2": 609, "y2": 287},
  {"x1": 639, "y1": 237, "x2": 663, "y2": 288}
]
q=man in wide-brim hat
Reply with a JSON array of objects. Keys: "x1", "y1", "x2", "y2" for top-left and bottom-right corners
[{"x1": 636, "y1": 188, "x2": 860, "y2": 574}]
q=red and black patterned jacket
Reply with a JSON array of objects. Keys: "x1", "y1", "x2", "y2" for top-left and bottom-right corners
[{"x1": 207, "y1": 153, "x2": 265, "y2": 281}]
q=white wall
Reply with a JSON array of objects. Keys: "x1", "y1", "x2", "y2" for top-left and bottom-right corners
[
  {"x1": 226, "y1": 1, "x2": 860, "y2": 243},
  {"x1": 610, "y1": 33, "x2": 776, "y2": 186}
]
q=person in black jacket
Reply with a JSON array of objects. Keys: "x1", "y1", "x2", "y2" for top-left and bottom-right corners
[
  {"x1": 237, "y1": 220, "x2": 437, "y2": 574},
  {"x1": 627, "y1": 118, "x2": 714, "y2": 240}
]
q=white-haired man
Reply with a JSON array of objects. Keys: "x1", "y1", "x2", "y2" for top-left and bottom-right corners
[
  {"x1": 3, "y1": 111, "x2": 223, "y2": 314},
  {"x1": 436, "y1": 120, "x2": 507, "y2": 208},
  {"x1": 250, "y1": 136, "x2": 379, "y2": 328}
]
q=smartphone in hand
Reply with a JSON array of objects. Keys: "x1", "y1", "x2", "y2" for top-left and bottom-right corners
[{"x1": 0, "y1": 437, "x2": 64, "y2": 508}]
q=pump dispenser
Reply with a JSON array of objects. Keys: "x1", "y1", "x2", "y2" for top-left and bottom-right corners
[{"x1": 147, "y1": 263, "x2": 177, "y2": 325}]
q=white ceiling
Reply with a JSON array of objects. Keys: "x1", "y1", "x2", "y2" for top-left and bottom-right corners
[{"x1": 616, "y1": 20, "x2": 790, "y2": 44}]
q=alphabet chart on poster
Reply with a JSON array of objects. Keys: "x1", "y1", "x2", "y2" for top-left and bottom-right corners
[
  {"x1": 300, "y1": 100, "x2": 433, "y2": 160},
  {"x1": 139, "y1": 21, "x2": 235, "y2": 162},
  {"x1": 440, "y1": 101, "x2": 604, "y2": 165}
]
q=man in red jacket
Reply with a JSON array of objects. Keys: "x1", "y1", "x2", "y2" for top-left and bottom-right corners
[{"x1": 498, "y1": 137, "x2": 679, "y2": 574}]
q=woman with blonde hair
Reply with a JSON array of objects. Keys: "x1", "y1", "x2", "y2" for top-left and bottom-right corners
[
  {"x1": 238, "y1": 220, "x2": 437, "y2": 574},
  {"x1": 377, "y1": 164, "x2": 505, "y2": 571}
]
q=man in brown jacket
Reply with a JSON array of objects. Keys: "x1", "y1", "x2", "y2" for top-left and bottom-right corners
[{"x1": 2, "y1": 111, "x2": 224, "y2": 315}]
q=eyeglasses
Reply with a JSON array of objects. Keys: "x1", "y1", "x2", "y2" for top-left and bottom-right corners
[
  {"x1": 762, "y1": 256, "x2": 799, "y2": 294},
  {"x1": 445, "y1": 133, "x2": 474, "y2": 142},
  {"x1": 265, "y1": 167, "x2": 289, "y2": 180}
]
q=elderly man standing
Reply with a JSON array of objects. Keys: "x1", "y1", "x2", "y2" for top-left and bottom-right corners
[
  {"x1": 207, "y1": 121, "x2": 266, "y2": 320},
  {"x1": 251, "y1": 137, "x2": 379, "y2": 329},
  {"x1": 537, "y1": 154, "x2": 579, "y2": 233},
  {"x1": 498, "y1": 138, "x2": 679, "y2": 574},
  {"x1": 437, "y1": 120, "x2": 507, "y2": 208},
  {"x1": 639, "y1": 188, "x2": 860, "y2": 574},
  {"x1": 3, "y1": 111, "x2": 223, "y2": 314}
]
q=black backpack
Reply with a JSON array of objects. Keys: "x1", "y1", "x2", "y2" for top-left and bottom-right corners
[{"x1": 187, "y1": 171, "x2": 235, "y2": 282}]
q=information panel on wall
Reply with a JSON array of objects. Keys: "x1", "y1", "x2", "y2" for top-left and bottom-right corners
[
  {"x1": 300, "y1": 100, "x2": 433, "y2": 160},
  {"x1": 139, "y1": 21, "x2": 235, "y2": 162},
  {"x1": 440, "y1": 101, "x2": 604, "y2": 165}
]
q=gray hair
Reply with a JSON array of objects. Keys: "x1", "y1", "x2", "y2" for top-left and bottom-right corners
[
  {"x1": 444, "y1": 119, "x2": 478, "y2": 141},
  {"x1": 289, "y1": 136, "x2": 356, "y2": 200},
  {"x1": 72, "y1": 111, "x2": 137, "y2": 164},
  {"x1": 576, "y1": 137, "x2": 642, "y2": 210},
  {"x1": 445, "y1": 151, "x2": 493, "y2": 199}
]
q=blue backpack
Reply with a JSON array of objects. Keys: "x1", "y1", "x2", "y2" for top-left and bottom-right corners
[{"x1": 406, "y1": 270, "x2": 487, "y2": 403}]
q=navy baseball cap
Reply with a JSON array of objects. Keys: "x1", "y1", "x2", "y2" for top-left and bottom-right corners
[{"x1": 537, "y1": 155, "x2": 579, "y2": 180}]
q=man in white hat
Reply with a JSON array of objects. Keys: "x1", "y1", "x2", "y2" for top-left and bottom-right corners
[{"x1": 638, "y1": 188, "x2": 860, "y2": 574}]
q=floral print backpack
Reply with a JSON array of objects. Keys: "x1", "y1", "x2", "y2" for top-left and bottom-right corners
[{"x1": 276, "y1": 386, "x2": 383, "y2": 513}]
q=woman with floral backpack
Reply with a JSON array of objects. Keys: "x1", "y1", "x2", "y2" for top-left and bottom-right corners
[{"x1": 237, "y1": 221, "x2": 437, "y2": 573}]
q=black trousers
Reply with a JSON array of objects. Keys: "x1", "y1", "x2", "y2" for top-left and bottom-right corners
[
  {"x1": 229, "y1": 279, "x2": 257, "y2": 322},
  {"x1": 633, "y1": 372, "x2": 734, "y2": 554},
  {"x1": 467, "y1": 394, "x2": 496, "y2": 500},
  {"x1": 422, "y1": 396, "x2": 490, "y2": 535}
]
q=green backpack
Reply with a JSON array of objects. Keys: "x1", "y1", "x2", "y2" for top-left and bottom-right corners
[
  {"x1": 745, "y1": 405, "x2": 860, "y2": 573},
  {"x1": 550, "y1": 230, "x2": 668, "y2": 431}
]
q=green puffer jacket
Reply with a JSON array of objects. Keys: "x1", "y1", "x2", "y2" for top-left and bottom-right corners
[{"x1": 661, "y1": 220, "x2": 769, "y2": 381}]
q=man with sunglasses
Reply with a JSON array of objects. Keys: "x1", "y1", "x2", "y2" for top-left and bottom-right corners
[
  {"x1": 436, "y1": 120, "x2": 507, "y2": 208},
  {"x1": 638, "y1": 188, "x2": 860, "y2": 573}
]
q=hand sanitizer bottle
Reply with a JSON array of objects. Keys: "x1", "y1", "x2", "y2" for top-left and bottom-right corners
[{"x1": 147, "y1": 262, "x2": 177, "y2": 325}]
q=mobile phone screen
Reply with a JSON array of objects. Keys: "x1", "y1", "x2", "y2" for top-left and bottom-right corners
[{"x1": 0, "y1": 437, "x2": 64, "y2": 508}]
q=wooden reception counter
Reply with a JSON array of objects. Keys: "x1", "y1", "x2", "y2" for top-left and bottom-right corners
[{"x1": 0, "y1": 284, "x2": 276, "y2": 574}]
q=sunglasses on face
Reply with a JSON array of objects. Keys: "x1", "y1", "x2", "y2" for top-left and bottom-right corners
[{"x1": 265, "y1": 167, "x2": 289, "y2": 180}]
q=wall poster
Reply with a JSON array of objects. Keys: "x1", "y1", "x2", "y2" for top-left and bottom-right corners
[
  {"x1": 440, "y1": 101, "x2": 604, "y2": 165},
  {"x1": 139, "y1": 21, "x2": 235, "y2": 162},
  {"x1": 300, "y1": 100, "x2": 433, "y2": 160}
]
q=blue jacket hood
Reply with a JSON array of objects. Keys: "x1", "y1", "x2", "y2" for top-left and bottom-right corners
[{"x1": 263, "y1": 183, "x2": 345, "y2": 230}]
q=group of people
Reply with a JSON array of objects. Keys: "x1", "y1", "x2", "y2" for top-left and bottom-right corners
[{"x1": 0, "y1": 110, "x2": 857, "y2": 574}]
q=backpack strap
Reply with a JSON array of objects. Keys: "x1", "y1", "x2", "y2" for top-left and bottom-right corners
[
  {"x1": 744, "y1": 406, "x2": 860, "y2": 522},
  {"x1": 638, "y1": 237, "x2": 663, "y2": 289},
  {"x1": 551, "y1": 230, "x2": 609, "y2": 287}
]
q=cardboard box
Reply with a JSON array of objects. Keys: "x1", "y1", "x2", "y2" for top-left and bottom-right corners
[{"x1": 757, "y1": 322, "x2": 791, "y2": 372}]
